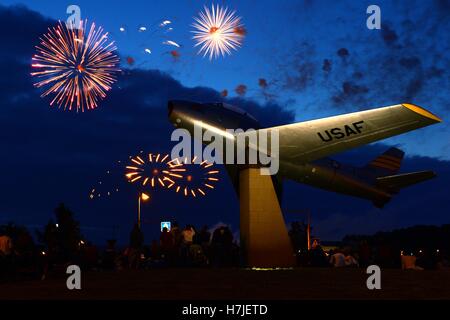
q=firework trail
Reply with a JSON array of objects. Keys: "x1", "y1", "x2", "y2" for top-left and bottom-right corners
[
  {"x1": 89, "y1": 172, "x2": 121, "y2": 200},
  {"x1": 163, "y1": 40, "x2": 181, "y2": 48},
  {"x1": 192, "y1": 4, "x2": 245, "y2": 60},
  {"x1": 31, "y1": 20, "x2": 120, "y2": 112},
  {"x1": 118, "y1": 19, "x2": 177, "y2": 63},
  {"x1": 89, "y1": 159, "x2": 127, "y2": 200}
]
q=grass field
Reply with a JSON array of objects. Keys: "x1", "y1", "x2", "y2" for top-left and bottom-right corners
[{"x1": 1, "y1": 268, "x2": 450, "y2": 300}]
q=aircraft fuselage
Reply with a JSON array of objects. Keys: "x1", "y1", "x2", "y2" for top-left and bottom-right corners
[{"x1": 167, "y1": 100, "x2": 438, "y2": 207}]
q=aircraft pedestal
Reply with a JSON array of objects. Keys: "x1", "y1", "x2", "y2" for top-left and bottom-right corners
[{"x1": 239, "y1": 168, "x2": 295, "y2": 267}]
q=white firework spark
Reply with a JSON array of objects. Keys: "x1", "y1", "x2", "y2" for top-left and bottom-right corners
[
  {"x1": 163, "y1": 40, "x2": 181, "y2": 48},
  {"x1": 192, "y1": 4, "x2": 244, "y2": 60}
]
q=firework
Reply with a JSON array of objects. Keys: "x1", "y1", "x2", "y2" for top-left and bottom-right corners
[
  {"x1": 31, "y1": 20, "x2": 120, "y2": 112},
  {"x1": 117, "y1": 19, "x2": 178, "y2": 65},
  {"x1": 233, "y1": 26, "x2": 247, "y2": 36},
  {"x1": 169, "y1": 50, "x2": 181, "y2": 60},
  {"x1": 125, "y1": 153, "x2": 185, "y2": 190},
  {"x1": 88, "y1": 160, "x2": 125, "y2": 200},
  {"x1": 160, "y1": 20, "x2": 172, "y2": 27},
  {"x1": 163, "y1": 40, "x2": 181, "y2": 48},
  {"x1": 235, "y1": 84, "x2": 247, "y2": 96},
  {"x1": 192, "y1": 4, "x2": 245, "y2": 60},
  {"x1": 258, "y1": 78, "x2": 268, "y2": 89},
  {"x1": 126, "y1": 56, "x2": 136, "y2": 66},
  {"x1": 89, "y1": 181, "x2": 121, "y2": 199},
  {"x1": 173, "y1": 157, "x2": 219, "y2": 198}
]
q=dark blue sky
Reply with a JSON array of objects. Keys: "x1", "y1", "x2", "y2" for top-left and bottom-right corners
[{"x1": 0, "y1": 1, "x2": 449, "y2": 245}]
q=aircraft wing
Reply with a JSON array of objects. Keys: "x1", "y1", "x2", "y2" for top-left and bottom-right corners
[
  {"x1": 376, "y1": 170, "x2": 437, "y2": 193},
  {"x1": 255, "y1": 103, "x2": 442, "y2": 164}
]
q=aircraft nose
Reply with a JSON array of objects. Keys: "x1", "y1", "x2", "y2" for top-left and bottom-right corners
[
  {"x1": 168, "y1": 100, "x2": 190, "y2": 126},
  {"x1": 167, "y1": 100, "x2": 206, "y2": 128},
  {"x1": 168, "y1": 100, "x2": 183, "y2": 120},
  {"x1": 168, "y1": 100, "x2": 179, "y2": 118}
]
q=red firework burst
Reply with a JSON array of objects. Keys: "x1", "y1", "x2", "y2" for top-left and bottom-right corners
[{"x1": 31, "y1": 20, "x2": 120, "y2": 112}]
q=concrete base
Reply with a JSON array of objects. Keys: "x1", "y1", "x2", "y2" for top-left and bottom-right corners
[{"x1": 239, "y1": 168, "x2": 295, "y2": 267}]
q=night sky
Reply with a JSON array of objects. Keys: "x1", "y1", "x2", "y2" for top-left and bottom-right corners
[{"x1": 1, "y1": 0, "x2": 449, "y2": 245}]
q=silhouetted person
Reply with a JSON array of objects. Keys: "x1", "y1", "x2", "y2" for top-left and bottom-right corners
[
  {"x1": 195, "y1": 225, "x2": 211, "y2": 262},
  {"x1": 160, "y1": 227, "x2": 173, "y2": 262},
  {"x1": 196, "y1": 225, "x2": 211, "y2": 245},
  {"x1": 82, "y1": 242, "x2": 98, "y2": 270},
  {"x1": 310, "y1": 245, "x2": 329, "y2": 267},
  {"x1": 0, "y1": 232, "x2": 13, "y2": 280},
  {"x1": 150, "y1": 240, "x2": 160, "y2": 260},
  {"x1": 211, "y1": 226, "x2": 233, "y2": 267},
  {"x1": 0, "y1": 233, "x2": 13, "y2": 256},
  {"x1": 180, "y1": 225, "x2": 196, "y2": 265},
  {"x1": 289, "y1": 221, "x2": 308, "y2": 252},
  {"x1": 129, "y1": 224, "x2": 144, "y2": 269},
  {"x1": 359, "y1": 240, "x2": 371, "y2": 268},
  {"x1": 344, "y1": 253, "x2": 359, "y2": 267},
  {"x1": 171, "y1": 223, "x2": 182, "y2": 247},
  {"x1": 330, "y1": 249, "x2": 346, "y2": 267},
  {"x1": 102, "y1": 240, "x2": 117, "y2": 270},
  {"x1": 182, "y1": 225, "x2": 195, "y2": 245}
]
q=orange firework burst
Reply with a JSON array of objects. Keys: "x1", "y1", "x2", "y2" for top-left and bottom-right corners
[
  {"x1": 31, "y1": 20, "x2": 120, "y2": 112},
  {"x1": 173, "y1": 157, "x2": 219, "y2": 198},
  {"x1": 192, "y1": 4, "x2": 245, "y2": 60},
  {"x1": 125, "y1": 153, "x2": 185, "y2": 189}
]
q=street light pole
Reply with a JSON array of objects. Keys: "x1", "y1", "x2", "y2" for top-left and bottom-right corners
[
  {"x1": 137, "y1": 192, "x2": 150, "y2": 229},
  {"x1": 138, "y1": 196, "x2": 141, "y2": 229},
  {"x1": 307, "y1": 210, "x2": 311, "y2": 251}
]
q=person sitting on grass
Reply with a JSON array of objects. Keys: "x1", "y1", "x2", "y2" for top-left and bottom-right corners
[{"x1": 330, "y1": 249, "x2": 346, "y2": 267}]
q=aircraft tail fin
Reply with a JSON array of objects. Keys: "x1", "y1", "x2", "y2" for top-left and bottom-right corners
[
  {"x1": 376, "y1": 171, "x2": 436, "y2": 194},
  {"x1": 364, "y1": 147, "x2": 404, "y2": 176}
]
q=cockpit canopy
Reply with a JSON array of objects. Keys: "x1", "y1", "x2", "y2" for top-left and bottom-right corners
[{"x1": 205, "y1": 102, "x2": 258, "y2": 122}]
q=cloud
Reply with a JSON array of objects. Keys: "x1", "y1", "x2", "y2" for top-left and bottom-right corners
[{"x1": 0, "y1": 4, "x2": 293, "y2": 244}]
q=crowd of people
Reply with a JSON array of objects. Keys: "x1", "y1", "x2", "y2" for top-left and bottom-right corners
[
  {"x1": 2, "y1": 218, "x2": 450, "y2": 282},
  {"x1": 122, "y1": 223, "x2": 239, "y2": 269},
  {"x1": 296, "y1": 244, "x2": 360, "y2": 268},
  {"x1": 0, "y1": 222, "x2": 241, "y2": 282},
  {"x1": 295, "y1": 241, "x2": 450, "y2": 270}
]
